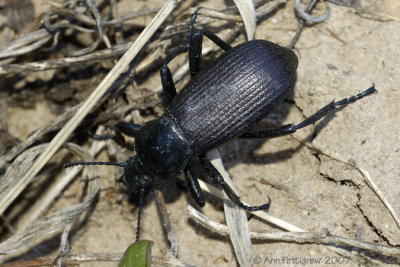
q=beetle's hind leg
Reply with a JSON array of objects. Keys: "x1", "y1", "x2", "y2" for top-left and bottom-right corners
[
  {"x1": 240, "y1": 85, "x2": 377, "y2": 139},
  {"x1": 160, "y1": 10, "x2": 199, "y2": 103},
  {"x1": 160, "y1": 9, "x2": 232, "y2": 103},
  {"x1": 199, "y1": 156, "x2": 270, "y2": 211},
  {"x1": 188, "y1": 29, "x2": 231, "y2": 78}
]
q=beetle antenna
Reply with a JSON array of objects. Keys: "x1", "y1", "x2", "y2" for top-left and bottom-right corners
[
  {"x1": 135, "y1": 187, "x2": 145, "y2": 242},
  {"x1": 64, "y1": 161, "x2": 126, "y2": 168}
]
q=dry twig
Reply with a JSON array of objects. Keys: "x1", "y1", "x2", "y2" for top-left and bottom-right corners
[{"x1": 188, "y1": 206, "x2": 400, "y2": 257}]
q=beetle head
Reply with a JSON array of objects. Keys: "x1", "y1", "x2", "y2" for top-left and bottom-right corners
[
  {"x1": 122, "y1": 156, "x2": 152, "y2": 192},
  {"x1": 64, "y1": 155, "x2": 152, "y2": 242}
]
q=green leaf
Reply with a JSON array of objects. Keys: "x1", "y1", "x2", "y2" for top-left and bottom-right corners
[{"x1": 119, "y1": 240, "x2": 154, "y2": 267}]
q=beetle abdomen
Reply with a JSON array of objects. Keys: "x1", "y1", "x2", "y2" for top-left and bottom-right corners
[{"x1": 165, "y1": 40, "x2": 298, "y2": 154}]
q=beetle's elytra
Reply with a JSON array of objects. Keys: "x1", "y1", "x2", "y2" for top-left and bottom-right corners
[
  {"x1": 65, "y1": 12, "x2": 377, "y2": 241},
  {"x1": 166, "y1": 40, "x2": 298, "y2": 154}
]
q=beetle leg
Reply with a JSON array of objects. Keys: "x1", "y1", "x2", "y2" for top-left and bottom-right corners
[
  {"x1": 88, "y1": 129, "x2": 128, "y2": 146},
  {"x1": 160, "y1": 47, "x2": 187, "y2": 103},
  {"x1": 184, "y1": 164, "x2": 205, "y2": 207},
  {"x1": 161, "y1": 10, "x2": 233, "y2": 102},
  {"x1": 189, "y1": 29, "x2": 231, "y2": 78},
  {"x1": 88, "y1": 123, "x2": 140, "y2": 150},
  {"x1": 160, "y1": 11, "x2": 201, "y2": 103},
  {"x1": 240, "y1": 123, "x2": 298, "y2": 139},
  {"x1": 241, "y1": 85, "x2": 377, "y2": 139},
  {"x1": 186, "y1": 9, "x2": 231, "y2": 77},
  {"x1": 88, "y1": 122, "x2": 141, "y2": 148},
  {"x1": 88, "y1": 131, "x2": 119, "y2": 140},
  {"x1": 114, "y1": 122, "x2": 142, "y2": 137},
  {"x1": 199, "y1": 156, "x2": 270, "y2": 211}
]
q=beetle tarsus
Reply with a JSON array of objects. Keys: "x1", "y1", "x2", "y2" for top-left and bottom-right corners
[
  {"x1": 236, "y1": 196, "x2": 271, "y2": 211},
  {"x1": 221, "y1": 183, "x2": 271, "y2": 211},
  {"x1": 334, "y1": 84, "x2": 377, "y2": 106}
]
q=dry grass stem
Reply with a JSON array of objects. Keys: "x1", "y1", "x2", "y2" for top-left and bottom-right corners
[
  {"x1": 154, "y1": 185, "x2": 179, "y2": 259},
  {"x1": 188, "y1": 206, "x2": 400, "y2": 257}
]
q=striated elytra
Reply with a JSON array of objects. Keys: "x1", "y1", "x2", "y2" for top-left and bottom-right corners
[{"x1": 165, "y1": 40, "x2": 298, "y2": 155}]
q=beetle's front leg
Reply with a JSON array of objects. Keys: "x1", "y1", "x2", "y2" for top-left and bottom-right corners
[
  {"x1": 88, "y1": 122, "x2": 142, "y2": 150},
  {"x1": 184, "y1": 164, "x2": 205, "y2": 207},
  {"x1": 88, "y1": 130, "x2": 124, "y2": 142},
  {"x1": 87, "y1": 120, "x2": 142, "y2": 141},
  {"x1": 240, "y1": 85, "x2": 377, "y2": 139},
  {"x1": 199, "y1": 156, "x2": 270, "y2": 211},
  {"x1": 114, "y1": 122, "x2": 143, "y2": 137}
]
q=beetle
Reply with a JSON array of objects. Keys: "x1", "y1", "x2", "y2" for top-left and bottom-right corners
[{"x1": 65, "y1": 11, "x2": 377, "y2": 241}]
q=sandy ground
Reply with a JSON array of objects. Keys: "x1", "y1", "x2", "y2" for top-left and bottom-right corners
[{"x1": 1, "y1": 0, "x2": 400, "y2": 266}]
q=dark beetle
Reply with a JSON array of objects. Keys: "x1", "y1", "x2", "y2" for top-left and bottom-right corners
[
  {"x1": 134, "y1": 39, "x2": 297, "y2": 191},
  {"x1": 66, "y1": 13, "x2": 377, "y2": 241}
]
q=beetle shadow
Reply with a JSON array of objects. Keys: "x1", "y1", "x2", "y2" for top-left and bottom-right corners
[
  {"x1": 124, "y1": 177, "x2": 184, "y2": 208},
  {"x1": 155, "y1": 178, "x2": 185, "y2": 205}
]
